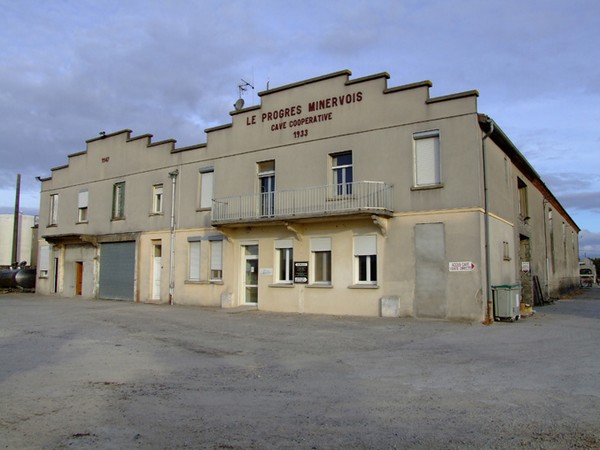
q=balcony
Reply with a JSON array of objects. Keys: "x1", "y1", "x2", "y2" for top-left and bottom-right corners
[{"x1": 212, "y1": 181, "x2": 393, "y2": 225}]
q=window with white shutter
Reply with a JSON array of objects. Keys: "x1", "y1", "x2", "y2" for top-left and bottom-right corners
[
  {"x1": 188, "y1": 241, "x2": 201, "y2": 281},
  {"x1": 413, "y1": 130, "x2": 441, "y2": 187},
  {"x1": 210, "y1": 240, "x2": 223, "y2": 281},
  {"x1": 77, "y1": 190, "x2": 88, "y2": 223},
  {"x1": 354, "y1": 235, "x2": 377, "y2": 284},
  {"x1": 311, "y1": 237, "x2": 332, "y2": 284},
  {"x1": 199, "y1": 167, "x2": 214, "y2": 210}
]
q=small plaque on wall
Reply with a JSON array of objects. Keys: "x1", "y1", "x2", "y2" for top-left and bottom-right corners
[{"x1": 294, "y1": 262, "x2": 308, "y2": 283}]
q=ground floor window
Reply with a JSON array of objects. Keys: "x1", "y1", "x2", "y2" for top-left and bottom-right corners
[
  {"x1": 210, "y1": 240, "x2": 223, "y2": 281},
  {"x1": 188, "y1": 240, "x2": 202, "y2": 281},
  {"x1": 354, "y1": 235, "x2": 377, "y2": 284},
  {"x1": 311, "y1": 237, "x2": 331, "y2": 284},
  {"x1": 187, "y1": 237, "x2": 223, "y2": 282},
  {"x1": 275, "y1": 239, "x2": 293, "y2": 283}
]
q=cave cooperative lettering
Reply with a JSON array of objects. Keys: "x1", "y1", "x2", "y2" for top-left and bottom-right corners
[{"x1": 245, "y1": 91, "x2": 363, "y2": 138}]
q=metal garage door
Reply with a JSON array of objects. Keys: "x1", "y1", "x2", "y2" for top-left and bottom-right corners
[{"x1": 99, "y1": 241, "x2": 135, "y2": 301}]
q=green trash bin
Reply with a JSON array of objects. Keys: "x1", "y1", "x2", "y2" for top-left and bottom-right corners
[{"x1": 492, "y1": 284, "x2": 521, "y2": 321}]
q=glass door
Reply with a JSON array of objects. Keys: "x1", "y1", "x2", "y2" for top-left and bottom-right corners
[
  {"x1": 151, "y1": 243, "x2": 162, "y2": 300},
  {"x1": 244, "y1": 245, "x2": 259, "y2": 303},
  {"x1": 258, "y1": 160, "x2": 275, "y2": 217}
]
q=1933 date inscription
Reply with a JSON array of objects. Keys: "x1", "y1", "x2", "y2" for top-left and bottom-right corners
[{"x1": 293, "y1": 129, "x2": 308, "y2": 139}]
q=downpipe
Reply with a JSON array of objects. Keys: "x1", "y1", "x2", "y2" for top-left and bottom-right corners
[
  {"x1": 168, "y1": 169, "x2": 179, "y2": 305},
  {"x1": 482, "y1": 117, "x2": 494, "y2": 324}
]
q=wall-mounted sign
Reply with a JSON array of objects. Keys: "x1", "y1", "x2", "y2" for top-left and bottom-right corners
[
  {"x1": 294, "y1": 261, "x2": 309, "y2": 284},
  {"x1": 244, "y1": 91, "x2": 364, "y2": 140},
  {"x1": 259, "y1": 268, "x2": 273, "y2": 276},
  {"x1": 449, "y1": 261, "x2": 476, "y2": 272},
  {"x1": 521, "y1": 262, "x2": 530, "y2": 273}
]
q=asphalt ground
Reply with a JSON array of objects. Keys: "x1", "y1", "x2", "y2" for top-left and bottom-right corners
[{"x1": 1, "y1": 288, "x2": 599, "y2": 449}]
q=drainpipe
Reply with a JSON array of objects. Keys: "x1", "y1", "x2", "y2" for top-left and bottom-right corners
[
  {"x1": 482, "y1": 117, "x2": 494, "y2": 324},
  {"x1": 168, "y1": 169, "x2": 179, "y2": 305},
  {"x1": 542, "y1": 199, "x2": 550, "y2": 300}
]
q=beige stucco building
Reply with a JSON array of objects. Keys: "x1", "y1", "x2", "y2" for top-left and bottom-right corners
[
  {"x1": 36, "y1": 70, "x2": 580, "y2": 321},
  {"x1": 0, "y1": 213, "x2": 36, "y2": 268}
]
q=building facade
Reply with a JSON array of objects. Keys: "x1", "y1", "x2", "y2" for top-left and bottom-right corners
[
  {"x1": 36, "y1": 70, "x2": 580, "y2": 320},
  {"x1": 0, "y1": 213, "x2": 36, "y2": 269}
]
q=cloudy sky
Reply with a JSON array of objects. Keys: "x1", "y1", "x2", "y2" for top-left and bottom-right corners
[{"x1": 1, "y1": 0, "x2": 599, "y2": 255}]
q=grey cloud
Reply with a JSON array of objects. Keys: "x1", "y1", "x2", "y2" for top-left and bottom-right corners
[
  {"x1": 556, "y1": 192, "x2": 600, "y2": 214},
  {"x1": 543, "y1": 173, "x2": 600, "y2": 194},
  {"x1": 580, "y1": 229, "x2": 600, "y2": 258}
]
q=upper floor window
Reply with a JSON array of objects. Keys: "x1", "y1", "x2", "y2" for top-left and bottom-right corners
[
  {"x1": 112, "y1": 182, "x2": 125, "y2": 220},
  {"x1": 354, "y1": 235, "x2": 377, "y2": 285},
  {"x1": 49, "y1": 194, "x2": 59, "y2": 226},
  {"x1": 413, "y1": 130, "x2": 441, "y2": 187},
  {"x1": 77, "y1": 190, "x2": 88, "y2": 223},
  {"x1": 152, "y1": 184, "x2": 163, "y2": 214},
  {"x1": 332, "y1": 151, "x2": 353, "y2": 195},
  {"x1": 518, "y1": 178, "x2": 528, "y2": 219},
  {"x1": 198, "y1": 167, "x2": 214, "y2": 210}
]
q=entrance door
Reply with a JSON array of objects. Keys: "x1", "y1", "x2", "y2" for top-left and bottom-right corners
[
  {"x1": 53, "y1": 257, "x2": 59, "y2": 293},
  {"x1": 75, "y1": 262, "x2": 83, "y2": 296},
  {"x1": 152, "y1": 244, "x2": 162, "y2": 300},
  {"x1": 243, "y1": 245, "x2": 259, "y2": 303}
]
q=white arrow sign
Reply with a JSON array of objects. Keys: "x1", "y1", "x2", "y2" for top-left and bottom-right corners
[{"x1": 449, "y1": 261, "x2": 476, "y2": 272}]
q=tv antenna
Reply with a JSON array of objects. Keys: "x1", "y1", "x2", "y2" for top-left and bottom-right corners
[{"x1": 234, "y1": 78, "x2": 254, "y2": 111}]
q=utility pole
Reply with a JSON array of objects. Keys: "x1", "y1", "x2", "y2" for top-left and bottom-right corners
[{"x1": 11, "y1": 174, "x2": 21, "y2": 267}]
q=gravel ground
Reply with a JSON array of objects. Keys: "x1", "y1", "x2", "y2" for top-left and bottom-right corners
[{"x1": 1, "y1": 288, "x2": 599, "y2": 449}]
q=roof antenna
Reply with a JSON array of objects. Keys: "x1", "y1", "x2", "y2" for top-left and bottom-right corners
[{"x1": 234, "y1": 79, "x2": 254, "y2": 111}]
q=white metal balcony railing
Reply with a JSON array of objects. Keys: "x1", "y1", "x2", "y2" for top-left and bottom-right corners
[{"x1": 211, "y1": 181, "x2": 393, "y2": 224}]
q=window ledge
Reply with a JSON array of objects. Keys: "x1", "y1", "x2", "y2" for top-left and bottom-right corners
[
  {"x1": 306, "y1": 284, "x2": 333, "y2": 289},
  {"x1": 149, "y1": 212, "x2": 164, "y2": 217},
  {"x1": 184, "y1": 280, "x2": 224, "y2": 285},
  {"x1": 411, "y1": 184, "x2": 444, "y2": 191},
  {"x1": 348, "y1": 284, "x2": 379, "y2": 289},
  {"x1": 185, "y1": 280, "x2": 210, "y2": 285},
  {"x1": 269, "y1": 283, "x2": 294, "y2": 288},
  {"x1": 111, "y1": 217, "x2": 126, "y2": 222},
  {"x1": 76, "y1": 221, "x2": 88, "y2": 225},
  {"x1": 196, "y1": 207, "x2": 212, "y2": 212}
]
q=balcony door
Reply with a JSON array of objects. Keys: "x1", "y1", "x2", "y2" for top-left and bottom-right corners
[{"x1": 258, "y1": 160, "x2": 275, "y2": 217}]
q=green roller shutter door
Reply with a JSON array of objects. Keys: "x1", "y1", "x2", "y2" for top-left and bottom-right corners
[{"x1": 99, "y1": 241, "x2": 135, "y2": 301}]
